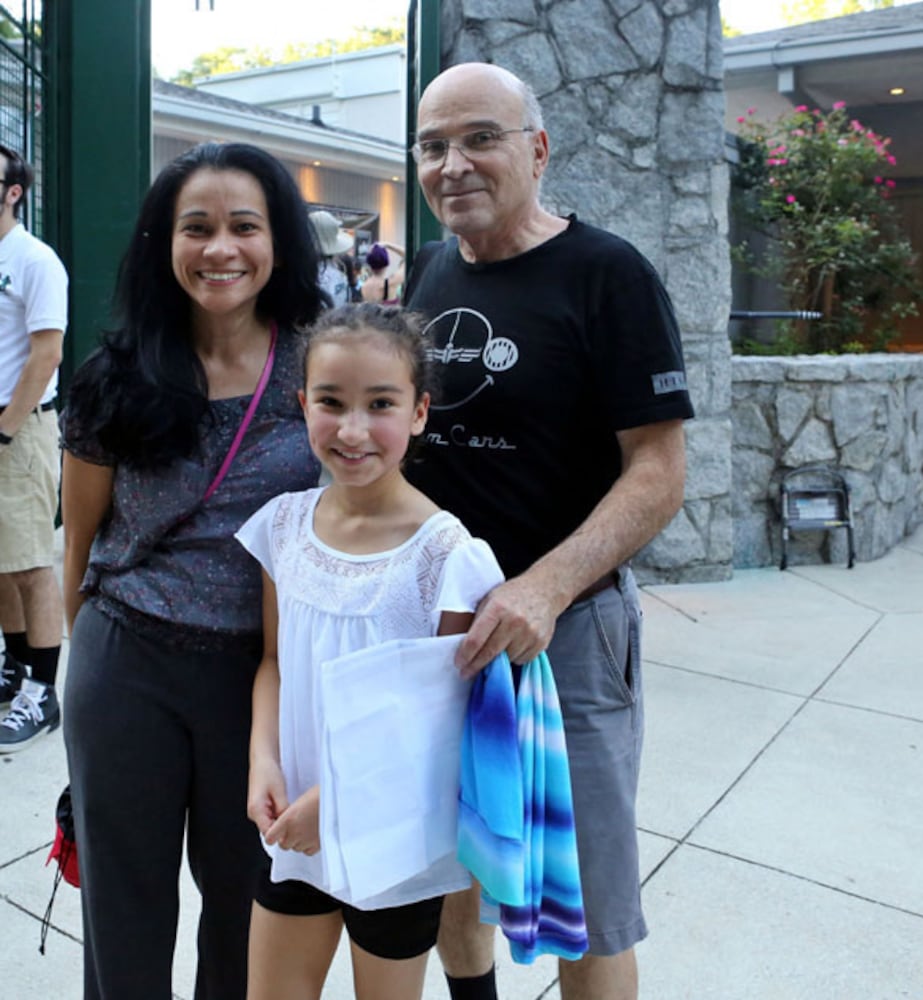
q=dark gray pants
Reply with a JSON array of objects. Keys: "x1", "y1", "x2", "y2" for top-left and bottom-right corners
[{"x1": 64, "y1": 603, "x2": 263, "y2": 1000}]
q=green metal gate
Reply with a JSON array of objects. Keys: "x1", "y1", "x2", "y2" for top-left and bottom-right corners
[
  {"x1": 405, "y1": 0, "x2": 442, "y2": 263},
  {"x1": 0, "y1": 2, "x2": 153, "y2": 381},
  {"x1": 0, "y1": 1, "x2": 55, "y2": 243}
]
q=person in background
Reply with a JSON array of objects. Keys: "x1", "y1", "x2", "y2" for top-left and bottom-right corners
[
  {"x1": 404, "y1": 63, "x2": 694, "y2": 1000},
  {"x1": 339, "y1": 252, "x2": 363, "y2": 302},
  {"x1": 61, "y1": 141, "x2": 324, "y2": 1000},
  {"x1": 0, "y1": 143, "x2": 68, "y2": 753},
  {"x1": 360, "y1": 242, "x2": 405, "y2": 305},
  {"x1": 308, "y1": 209, "x2": 353, "y2": 308}
]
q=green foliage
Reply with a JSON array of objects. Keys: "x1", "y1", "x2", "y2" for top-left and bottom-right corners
[
  {"x1": 170, "y1": 19, "x2": 405, "y2": 84},
  {"x1": 723, "y1": 1, "x2": 895, "y2": 41},
  {"x1": 733, "y1": 332, "x2": 804, "y2": 356},
  {"x1": 721, "y1": 17, "x2": 742, "y2": 37},
  {"x1": 172, "y1": 46, "x2": 273, "y2": 84},
  {"x1": 732, "y1": 103, "x2": 920, "y2": 354},
  {"x1": 285, "y1": 22, "x2": 406, "y2": 59}
]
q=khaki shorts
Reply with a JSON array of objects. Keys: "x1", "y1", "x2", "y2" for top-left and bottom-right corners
[{"x1": 0, "y1": 407, "x2": 61, "y2": 572}]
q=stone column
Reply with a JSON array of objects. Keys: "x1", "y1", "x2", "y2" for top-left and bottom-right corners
[{"x1": 437, "y1": 0, "x2": 733, "y2": 581}]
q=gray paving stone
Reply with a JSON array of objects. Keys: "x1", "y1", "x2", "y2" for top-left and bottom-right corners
[
  {"x1": 0, "y1": 851, "x2": 82, "y2": 952},
  {"x1": 790, "y1": 545, "x2": 923, "y2": 614},
  {"x1": 690, "y1": 700, "x2": 923, "y2": 915},
  {"x1": 817, "y1": 612, "x2": 923, "y2": 722},
  {"x1": 638, "y1": 663, "x2": 801, "y2": 839},
  {"x1": 640, "y1": 590, "x2": 878, "y2": 695},
  {"x1": 637, "y1": 845, "x2": 923, "y2": 1000},
  {"x1": 0, "y1": 900, "x2": 83, "y2": 999},
  {"x1": 639, "y1": 829, "x2": 679, "y2": 881},
  {"x1": 644, "y1": 565, "x2": 863, "y2": 620}
]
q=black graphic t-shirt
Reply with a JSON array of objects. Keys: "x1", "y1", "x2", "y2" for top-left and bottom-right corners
[{"x1": 405, "y1": 216, "x2": 694, "y2": 579}]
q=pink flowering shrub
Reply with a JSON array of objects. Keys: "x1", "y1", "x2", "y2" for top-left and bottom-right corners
[{"x1": 732, "y1": 103, "x2": 919, "y2": 353}]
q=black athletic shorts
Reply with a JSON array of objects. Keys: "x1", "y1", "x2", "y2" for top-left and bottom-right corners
[{"x1": 255, "y1": 863, "x2": 444, "y2": 960}]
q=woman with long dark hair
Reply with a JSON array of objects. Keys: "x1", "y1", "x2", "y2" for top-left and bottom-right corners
[{"x1": 61, "y1": 142, "x2": 324, "y2": 999}]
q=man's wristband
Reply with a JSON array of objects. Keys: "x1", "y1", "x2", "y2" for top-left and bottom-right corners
[{"x1": 0, "y1": 430, "x2": 13, "y2": 445}]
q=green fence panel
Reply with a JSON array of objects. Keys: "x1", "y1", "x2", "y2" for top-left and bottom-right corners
[
  {"x1": 405, "y1": 0, "x2": 442, "y2": 264},
  {"x1": 47, "y1": 0, "x2": 151, "y2": 381},
  {"x1": 0, "y1": 2, "x2": 51, "y2": 241}
]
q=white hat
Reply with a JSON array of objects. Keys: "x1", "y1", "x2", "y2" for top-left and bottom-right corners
[{"x1": 309, "y1": 210, "x2": 353, "y2": 255}]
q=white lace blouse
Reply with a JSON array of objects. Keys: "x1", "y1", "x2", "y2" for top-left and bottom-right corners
[{"x1": 236, "y1": 487, "x2": 504, "y2": 907}]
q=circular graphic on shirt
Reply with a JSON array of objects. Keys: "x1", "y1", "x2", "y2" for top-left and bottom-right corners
[
  {"x1": 421, "y1": 307, "x2": 517, "y2": 410},
  {"x1": 483, "y1": 337, "x2": 518, "y2": 372}
]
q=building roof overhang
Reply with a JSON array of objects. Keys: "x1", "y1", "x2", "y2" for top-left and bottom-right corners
[
  {"x1": 723, "y1": 3, "x2": 923, "y2": 111},
  {"x1": 153, "y1": 81, "x2": 405, "y2": 182}
]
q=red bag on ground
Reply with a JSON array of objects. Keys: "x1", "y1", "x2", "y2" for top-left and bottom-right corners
[
  {"x1": 46, "y1": 785, "x2": 79, "y2": 887},
  {"x1": 40, "y1": 785, "x2": 79, "y2": 954}
]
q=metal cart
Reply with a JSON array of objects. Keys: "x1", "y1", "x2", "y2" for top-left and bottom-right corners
[{"x1": 779, "y1": 466, "x2": 855, "y2": 570}]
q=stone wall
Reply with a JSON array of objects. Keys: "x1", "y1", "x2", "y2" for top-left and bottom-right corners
[
  {"x1": 439, "y1": 0, "x2": 733, "y2": 582},
  {"x1": 732, "y1": 355, "x2": 923, "y2": 568}
]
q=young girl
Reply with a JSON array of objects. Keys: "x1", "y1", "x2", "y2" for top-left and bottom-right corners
[{"x1": 236, "y1": 303, "x2": 503, "y2": 1000}]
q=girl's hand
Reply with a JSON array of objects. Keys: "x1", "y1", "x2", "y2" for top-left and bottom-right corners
[
  {"x1": 247, "y1": 755, "x2": 289, "y2": 837},
  {"x1": 265, "y1": 784, "x2": 321, "y2": 856}
]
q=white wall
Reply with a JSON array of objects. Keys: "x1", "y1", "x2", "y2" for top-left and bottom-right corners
[{"x1": 196, "y1": 45, "x2": 407, "y2": 144}]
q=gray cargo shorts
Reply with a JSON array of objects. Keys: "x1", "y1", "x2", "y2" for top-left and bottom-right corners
[{"x1": 547, "y1": 567, "x2": 647, "y2": 956}]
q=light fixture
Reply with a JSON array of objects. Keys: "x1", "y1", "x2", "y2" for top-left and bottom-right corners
[
  {"x1": 391, "y1": 176, "x2": 400, "y2": 182},
  {"x1": 313, "y1": 160, "x2": 321, "y2": 167},
  {"x1": 889, "y1": 87, "x2": 905, "y2": 96}
]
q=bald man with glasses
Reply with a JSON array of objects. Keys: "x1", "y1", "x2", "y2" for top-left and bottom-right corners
[{"x1": 404, "y1": 63, "x2": 694, "y2": 1000}]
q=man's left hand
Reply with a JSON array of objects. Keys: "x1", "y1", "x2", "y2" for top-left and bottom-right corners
[{"x1": 454, "y1": 575, "x2": 560, "y2": 678}]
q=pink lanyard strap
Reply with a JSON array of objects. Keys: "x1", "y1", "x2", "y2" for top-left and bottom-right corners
[{"x1": 202, "y1": 323, "x2": 277, "y2": 504}]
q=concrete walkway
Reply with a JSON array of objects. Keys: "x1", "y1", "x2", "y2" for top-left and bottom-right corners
[{"x1": 2, "y1": 526, "x2": 921, "y2": 998}]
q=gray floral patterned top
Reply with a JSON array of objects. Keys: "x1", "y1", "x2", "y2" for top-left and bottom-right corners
[{"x1": 62, "y1": 328, "x2": 320, "y2": 651}]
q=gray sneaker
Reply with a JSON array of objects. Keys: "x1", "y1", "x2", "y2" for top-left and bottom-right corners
[
  {"x1": 0, "y1": 652, "x2": 27, "y2": 710},
  {"x1": 0, "y1": 678, "x2": 60, "y2": 753}
]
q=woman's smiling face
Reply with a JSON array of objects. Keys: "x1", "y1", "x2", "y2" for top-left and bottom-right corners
[{"x1": 171, "y1": 167, "x2": 275, "y2": 321}]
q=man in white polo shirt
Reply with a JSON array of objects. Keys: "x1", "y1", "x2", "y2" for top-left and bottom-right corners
[{"x1": 0, "y1": 143, "x2": 68, "y2": 752}]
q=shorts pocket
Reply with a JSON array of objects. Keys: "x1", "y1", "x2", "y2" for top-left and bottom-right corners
[
  {"x1": 551, "y1": 586, "x2": 639, "y2": 724},
  {"x1": 589, "y1": 590, "x2": 638, "y2": 709}
]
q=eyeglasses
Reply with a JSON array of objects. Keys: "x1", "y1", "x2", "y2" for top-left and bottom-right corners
[{"x1": 410, "y1": 127, "x2": 535, "y2": 166}]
